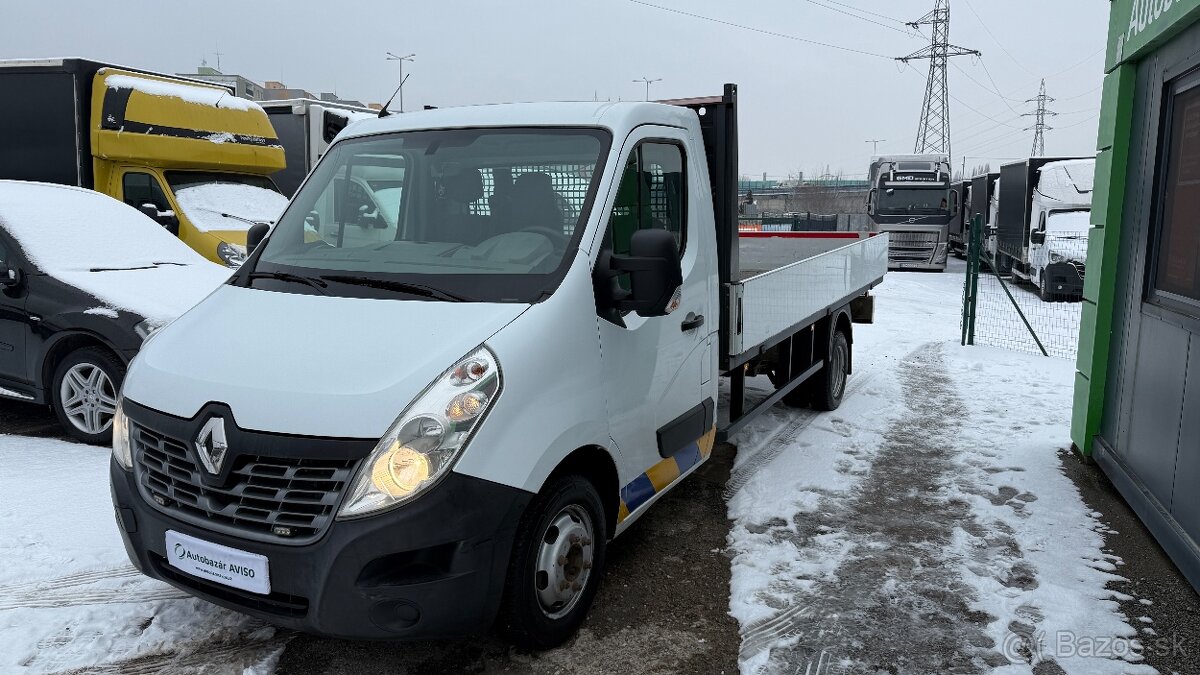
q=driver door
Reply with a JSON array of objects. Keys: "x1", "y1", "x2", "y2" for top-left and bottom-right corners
[{"x1": 594, "y1": 128, "x2": 716, "y2": 524}]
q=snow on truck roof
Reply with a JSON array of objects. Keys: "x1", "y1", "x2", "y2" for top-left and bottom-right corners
[
  {"x1": 1037, "y1": 158, "x2": 1096, "y2": 204},
  {"x1": 0, "y1": 181, "x2": 230, "y2": 323},
  {"x1": 338, "y1": 101, "x2": 703, "y2": 140},
  {"x1": 103, "y1": 72, "x2": 262, "y2": 113}
]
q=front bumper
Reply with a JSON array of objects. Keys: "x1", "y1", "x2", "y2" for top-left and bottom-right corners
[
  {"x1": 111, "y1": 456, "x2": 531, "y2": 640},
  {"x1": 1044, "y1": 261, "x2": 1085, "y2": 297}
]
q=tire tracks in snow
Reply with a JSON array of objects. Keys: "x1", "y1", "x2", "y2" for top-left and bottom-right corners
[
  {"x1": 723, "y1": 371, "x2": 879, "y2": 500},
  {"x1": 46, "y1": 631, "x2": 290, "y2": 675},
  {"x1": 735, "y1": 343, "x2": 1038, "y2": 674},
  {"x1": 0, "y1": 567, "x2": 186, "y2": 611}
]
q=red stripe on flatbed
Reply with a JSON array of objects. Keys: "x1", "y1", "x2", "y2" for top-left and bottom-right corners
[{"x1": 738, "y1": 231, "x2": 863, "y2": 239}]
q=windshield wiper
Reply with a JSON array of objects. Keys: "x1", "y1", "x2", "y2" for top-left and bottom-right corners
[
  {"x1": 321, "y1": 275, "x2": 471, "y2": 302},
  {"x1": 218, "y1": 212, "x2": 274, "y2": 227},
  {"x1": 248, "y1": 271, "x2": 329, "y2": 295},
  {"x1": 89, "y1": 261, "x2": 187, "y2": 272}
]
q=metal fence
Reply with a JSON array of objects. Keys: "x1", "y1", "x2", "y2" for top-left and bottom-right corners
[{"x1": 961, "y1": 216, "x2": 1087, "y2": 360}]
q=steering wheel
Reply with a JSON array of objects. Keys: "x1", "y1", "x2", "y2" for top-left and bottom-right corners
[{"x1": 518, "y1": 226, "x2": 568, "y2": 249}]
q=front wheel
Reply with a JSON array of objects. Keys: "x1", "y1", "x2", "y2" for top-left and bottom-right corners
[
  {"x1": 811, "y1": 329, "x2": 849, "y2": 412},
  {"x1": 51, "y1": 347, "x2": 125, "y2": 445},
  {"x1": 499, "y1": 475, "x2": 607, "y2": 650}
]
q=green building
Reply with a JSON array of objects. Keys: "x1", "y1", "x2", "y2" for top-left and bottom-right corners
[{"x1": 1074, "y1": 0, "x2": 1200, "y2": 591}]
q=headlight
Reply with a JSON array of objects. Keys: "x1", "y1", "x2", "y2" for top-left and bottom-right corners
[
  {"x1": 1049, "y1": 252, "x2": 1065, "y2": 264},
  {"x1": 112, "y1": 398, "x2": 133, "y2": 470},
  {"x1": 216, "y1": 241, "x2": 248, "y2": 267},
  {"x1": 338, "y1": 346, "x2": 502, "y2": 518}
]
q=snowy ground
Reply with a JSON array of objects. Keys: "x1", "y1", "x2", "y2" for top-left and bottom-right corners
[
  {"x1": 0, "y1": 437, "x2": 288, "y2": 673},
  {"x1": 726, "y1": 262, "x2": 1151, "y2": 674},
  {"x1": 0, "y1": 261, "x2": 1162, "y2": 674}
]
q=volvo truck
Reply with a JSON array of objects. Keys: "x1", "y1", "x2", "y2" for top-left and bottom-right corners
[
  {"x1": 997, "y1": 157, "x2": 1095, "y2": 300},
  {"x1": 0, "y1": 58, "x2": 288, "y2": 266},
  {"x1": 261, "y1": 98, "x2": 377, "y2": 196},
  {"x1": 110, "y1": 84, "x2": 887, "y2": 648},
  {"x1": 866, "y1": 154, "x2": 956, "y2": 271}
]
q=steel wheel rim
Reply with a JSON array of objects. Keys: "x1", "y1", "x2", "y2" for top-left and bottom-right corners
[
  {"x1": 534, "y1": 504, "x2": 595, "y2": 619},
  {"x1": 831, "y1": 339, "x2": 848, "y2": 399},
  {"x1": 60, "y1": 363, "x2": 116, "y2": 435}
]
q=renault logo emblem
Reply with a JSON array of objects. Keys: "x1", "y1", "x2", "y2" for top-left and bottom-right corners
[{"x1": 195, "y1": 417, "x2": 229, "y2": 475}]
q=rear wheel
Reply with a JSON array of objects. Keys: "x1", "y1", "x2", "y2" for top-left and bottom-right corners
[
  {"x1": 810, "y1": 330, "x2": 849, "y2": 412},
  {"x1": 499, "y1": 474, "x2": 607, "y2": 650},
  {"x1": 51, "y1": 347, "x2": 125, "y2": 445}
]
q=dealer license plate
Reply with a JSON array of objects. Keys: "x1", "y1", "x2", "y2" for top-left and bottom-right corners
[{"x1": 165, "y1": 530, "x2": 271, "y2": 595}]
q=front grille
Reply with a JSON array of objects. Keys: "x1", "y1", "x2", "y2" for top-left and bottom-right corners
[
  {"x1": 887, "y1": 232, "x2": 939, "y2": 263},
  {"x1": 133, "y1": 423, "x2": 357, "y2": 544}
]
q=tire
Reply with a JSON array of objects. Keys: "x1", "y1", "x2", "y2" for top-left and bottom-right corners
[
  {"x1": 810, "y1": 330, "x2": 849, "y2": 412},
  {"x1": 1038, "y1": 275, "x2": 1053, "y2": 302},
  {"x1": 50, "y1": 346, "x2": 125, "y2": 445},
  {"x1": 499, "y1": 474, "x2": 607, "y2": 650},
  {"x1": 781, "y1": 382, "x2": 811, "y2": 408}
]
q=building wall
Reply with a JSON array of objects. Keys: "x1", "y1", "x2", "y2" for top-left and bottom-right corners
[{"x1": 1073, "y1": 0, "x2": 1200, "y2": 592}]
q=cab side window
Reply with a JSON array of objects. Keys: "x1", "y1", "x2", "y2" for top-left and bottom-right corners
[
  {"x1": 604, "y1": 142, "x2": 686, "y2": 257},
  {"x1": 122, "y1": 172, "x2": 170, "y2": 212}
]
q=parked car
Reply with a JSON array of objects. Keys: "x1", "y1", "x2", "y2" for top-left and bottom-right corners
[{"x1": 0, "y1": 181, "x2": 233, "y2": 443}]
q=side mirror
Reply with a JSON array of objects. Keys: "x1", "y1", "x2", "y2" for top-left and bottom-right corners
[
  {"x1": 305, "y1": 210, "x2": 321, "y2": 231},
  {"x1": 950, "y1": 189, "x2": 960, "y2": 212},
  {"x1": 1030, "y1": 230, "x2": 1046, "y2": 246},
  {"x1": 140, "y1": 203, "x2": 179, "y2": 236},
  {"x1": 609, "y1": 229, "x2": 683, "y2": 317},
  {"x1": 866, "y1": 188, "x2": 876, "y2": 216},
  {"x1": 246, "y1": 222, "x2": 271, "y2": 252},
  {"x1": 0, "y1": 262, "x2": 19, "y2": 288}
]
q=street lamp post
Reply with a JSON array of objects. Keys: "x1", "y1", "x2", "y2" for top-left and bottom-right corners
[
  {"x1": 385, "y1": 51, "x2": 416, "y2": 112},
  {"x1": 633, "y1": 77, "x2": 662, "y2": 101}
]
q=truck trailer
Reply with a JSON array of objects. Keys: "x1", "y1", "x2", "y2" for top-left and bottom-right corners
[
  {"x1": 866, "y1": 154, "x2": 956, "y2": 271},
  {"x1": 996, "y1": 157, "x2": 1095, "y2": 299},
  {"x1": 109, "y1": 84, "x2": 887, "y2": 647},
  {"x1": 261, "y1": 98, "x2": 377, "y2": 196},
  {"x1": 0, "y1": 58, "x2": 288, "y2": 266},
  {"x1": 948, "y1": 178, "x2": 970, "y2": 255}
]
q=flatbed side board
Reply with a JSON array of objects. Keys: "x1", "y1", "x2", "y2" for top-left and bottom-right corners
[{"x1": 726, "y1": 234, "x2": 889, "y2": 358}]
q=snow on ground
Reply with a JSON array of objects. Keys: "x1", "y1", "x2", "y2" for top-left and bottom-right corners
[
  {"x1": 0, "y1": 436, "x2": 288, "y2": 673},
  {"x1": 727, "y1": 261, "x2": 1152, "y2": 674}
]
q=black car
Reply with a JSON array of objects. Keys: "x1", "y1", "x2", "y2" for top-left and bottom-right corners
[{"x1": 0, "y1": 181, "x2": 232, "y2": 443}]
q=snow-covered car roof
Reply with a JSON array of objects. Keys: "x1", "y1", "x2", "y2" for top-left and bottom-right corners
[{"x1": 0, "y1": 181, "x2": 233, "y2": 323}]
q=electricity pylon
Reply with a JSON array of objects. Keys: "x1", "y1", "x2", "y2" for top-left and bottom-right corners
[
  {"x1": 897, "y1": 0, "x2": 980, "y2": 160},
  {"x1": 1024, "y1": 79, "x2": 1057, "y2": 157}
]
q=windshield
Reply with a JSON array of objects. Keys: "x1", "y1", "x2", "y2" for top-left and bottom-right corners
[
  {"x1": 166, "y1": 172, "x2": 288, "y2": 233},
  {"x1": 1046, "y1": 209, "x2": 1091, "y2": 234},
  {"x1": 877, "y1": 187, "x2": 950, "y2": 214},
  {"x1": 253, "y1": 128, "x2": 611, "y2": 302}
]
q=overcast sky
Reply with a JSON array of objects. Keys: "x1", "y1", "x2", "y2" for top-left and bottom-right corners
[{"x1": 2, "y1": 0, "x2": 1109, "y2": 179}]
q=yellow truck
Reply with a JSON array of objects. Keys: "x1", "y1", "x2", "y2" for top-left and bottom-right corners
[{"x1": 0, "y1": 58, "x2": 287, "y2": 266}]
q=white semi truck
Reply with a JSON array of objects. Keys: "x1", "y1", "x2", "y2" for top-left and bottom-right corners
[
  {"x1": 109, "y1": 85, "x2": 887, "y2": 647},
  {"x1": 996, "y1": 157, "x2": 1095, "y2": 299}
]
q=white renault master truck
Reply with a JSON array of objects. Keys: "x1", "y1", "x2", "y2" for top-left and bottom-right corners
[{"x1": 110, "y1": 85, "x2": 887, "y2": 647}]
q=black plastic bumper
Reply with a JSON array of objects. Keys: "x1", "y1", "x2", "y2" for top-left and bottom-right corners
[
  {"x1": 1044, "y1": 261, "x2": 1085, "y2": 297},
  {"x1": 111, "y1": 459, "x2": 532, "y2": 640}
]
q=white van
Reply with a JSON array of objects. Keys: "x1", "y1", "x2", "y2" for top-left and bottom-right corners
[{"x1": 110, "y1": 85, "x2": 886, "y2": 647}]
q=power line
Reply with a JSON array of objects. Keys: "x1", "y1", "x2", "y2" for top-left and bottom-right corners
[
  {"x1": 817, "y1": 0, "x2": 907, "y2": 24},
  {"x1": 805, "y1": 0, "x2": 919, "y2": 37},
  {"x1": 961, "y1": 0, "x2": 1037, "y2": 77},
  {"x1": 628, "y1": 0, "x2": 894, "y2": 59}
]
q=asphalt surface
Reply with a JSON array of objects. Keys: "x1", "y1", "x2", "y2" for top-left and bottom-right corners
[{"x1": 1061, "y1": 450, "x2": 1200, "y2": 674}]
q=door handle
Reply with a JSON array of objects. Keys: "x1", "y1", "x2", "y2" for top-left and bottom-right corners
[{"x1": 681, "y1": 313, "x2": 705, "y2": 332}]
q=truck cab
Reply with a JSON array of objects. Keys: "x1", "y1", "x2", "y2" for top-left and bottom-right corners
[
  {"x1": 0, "y1": 59, "x2": 288, "y2": 266},
  {"x1": 866, "y1": 154, "x2": 956, "y2": 271}
]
